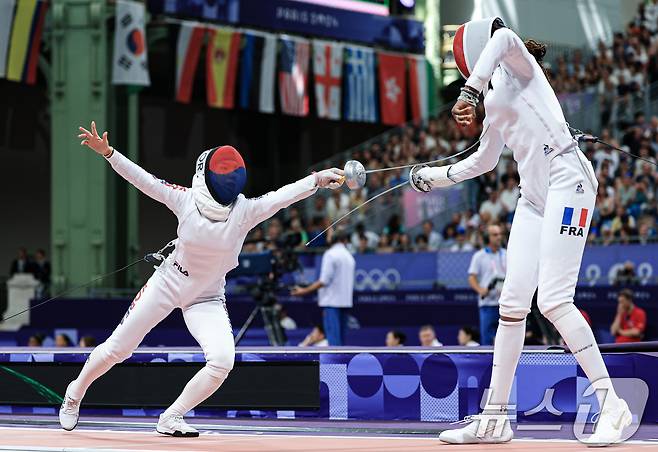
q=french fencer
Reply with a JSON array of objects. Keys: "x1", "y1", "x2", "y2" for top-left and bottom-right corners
[
  {"x1": 60, "y1": 121, "x2": 344, "y2": 437},
  {"x1": 410, "y1": 18, "x2": 631, "y2": 446}
]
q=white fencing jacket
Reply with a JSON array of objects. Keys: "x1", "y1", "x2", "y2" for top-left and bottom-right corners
[
  {"x1": 450, "y1": 28, "x2": 578, "y2": 211},
  {"x1": 106, "y1": 150, "x2": 318, "y2": 305}
]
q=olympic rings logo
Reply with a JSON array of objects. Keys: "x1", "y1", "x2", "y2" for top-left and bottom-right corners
[{"x1": 354, "y1": 269, "x2": 401, "y2": 291}]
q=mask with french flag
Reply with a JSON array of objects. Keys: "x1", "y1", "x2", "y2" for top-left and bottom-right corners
[{"x1": 452, "y1": 17, "x2": 501, "y2": 80}]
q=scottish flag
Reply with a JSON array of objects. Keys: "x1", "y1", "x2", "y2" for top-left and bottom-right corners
[{"x1": 344, "y1": 46, "x2": 377, "y2": 123}]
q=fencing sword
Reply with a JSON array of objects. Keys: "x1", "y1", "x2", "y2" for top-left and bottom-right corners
[
  {"x1": 306, "y1": 127, "x2": 489, "y2": 246},
  {"x1": 3, "y1": 240, "x2": 177, "y2": 322}
]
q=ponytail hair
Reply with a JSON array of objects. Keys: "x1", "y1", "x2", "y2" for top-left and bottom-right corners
[{"x1": 524, "y1": 39, "x2": 549, "y2": 79}]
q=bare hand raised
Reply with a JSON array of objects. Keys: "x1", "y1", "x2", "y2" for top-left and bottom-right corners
[
  {"x1": 78, "y1": 121, "x2": 113, "y2": 157},
  {"x1": 451, "y1": 100, "x2": 476, "y2": 127}
]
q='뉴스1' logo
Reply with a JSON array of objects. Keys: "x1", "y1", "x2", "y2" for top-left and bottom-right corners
[{"x1": 560, "y1": 207, "x2": 588, "y2": 237}]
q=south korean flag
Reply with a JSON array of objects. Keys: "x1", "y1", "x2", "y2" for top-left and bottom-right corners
[{"x1": 112, "y1": 0, "x2": 150, "y2": 86}]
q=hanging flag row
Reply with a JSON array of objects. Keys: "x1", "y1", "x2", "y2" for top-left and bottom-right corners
[
  {"x1": 174, "y1": 23, "x2": 436, "y2": 125},
  {"x1": 0, "y1": 0, "x2": 48, "y2": 85}
]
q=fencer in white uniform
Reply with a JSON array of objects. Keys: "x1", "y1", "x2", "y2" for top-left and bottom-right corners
[
  {"x1": 60, "y1": 122, "x2": 344, "y2": 437},
  {"x1": 411, "y1": 18, "x2": 631, "y2": 446}
]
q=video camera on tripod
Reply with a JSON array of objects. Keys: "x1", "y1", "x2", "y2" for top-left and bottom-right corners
[{"x1": 229, "y1": 232, "x2": 304, "y2": 346}]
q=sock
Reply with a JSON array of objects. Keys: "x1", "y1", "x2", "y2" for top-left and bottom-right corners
[
  {"x1": 484, "y1": 319, "x2": 526, "y2": 410},
  {"x1": 67, "y1": 344, "x2": 116, "y2": 400},
  {"x1": 546, "y1": 303, "x2": 619, "y2": 409},
  {"x1": 163, "y1": 365, "x2": 229, "y2": 418}
]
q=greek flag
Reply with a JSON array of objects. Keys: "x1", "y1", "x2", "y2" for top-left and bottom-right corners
[{"x1": 343, "y1": 45, "x2": 377, "y2": 123}]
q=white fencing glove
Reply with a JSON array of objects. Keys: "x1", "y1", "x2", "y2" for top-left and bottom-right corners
[
  {"x1": 314, "y1": 168, "x2": 345, "y2": 189},
  {"x1": 409, "y1": 164, "x2": 455, "y2": 192}
]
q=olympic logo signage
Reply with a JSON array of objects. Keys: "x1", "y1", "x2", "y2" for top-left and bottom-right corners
[{"x1": 354, "y1": 269, "x2": 401, "y2": 291}]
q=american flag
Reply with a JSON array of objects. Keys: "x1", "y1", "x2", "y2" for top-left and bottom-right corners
[{"x1": 278, "y1": 36, "x2": 310, "y2": 116}]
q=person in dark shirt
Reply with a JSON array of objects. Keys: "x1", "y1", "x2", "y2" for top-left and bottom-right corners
[
  {"x1": 9, "y1": 247, "x2": 32, "y2": 275},
  {"x1": 33, "y1": 249, "x2": 51, "y2": 297}
]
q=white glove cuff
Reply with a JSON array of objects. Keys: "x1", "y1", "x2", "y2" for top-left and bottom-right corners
[{"x1": 428, "y1": 165, "x2": 456, "y2": 188}]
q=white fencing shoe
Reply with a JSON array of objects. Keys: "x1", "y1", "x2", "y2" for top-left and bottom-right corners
[
  {"x1": 59, "y1": 395, "x2": 80, "y2": 431},
  {"x1": 584, "y1": 398, "x2": 632, "y2": 447},
  {"x1": 156, "y1": 413, "x2": 200, "y2": 438},
  {"x1": 439, "y1": 413, "x2": 513, "y2": 444}
]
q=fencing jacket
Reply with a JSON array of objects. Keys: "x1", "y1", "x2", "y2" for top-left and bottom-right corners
[
  {"x1": 449, "y1": 28, "x2": 578, "y2": 211},
  {"x1": 105, "y1": 150, "x2": 318, "y2": 305}
]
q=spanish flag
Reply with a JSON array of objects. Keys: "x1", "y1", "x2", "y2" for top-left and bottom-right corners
[
  {"x1": 6, "y1": 0, "x2": 48, "y2": 84},
  {"x1": 206, "y1": 27, "x2": 241, "y2": 109}
]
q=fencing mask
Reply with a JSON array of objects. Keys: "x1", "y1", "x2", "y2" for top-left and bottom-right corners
[
  {"x1": 453, "y1": 17, "x2": 504, "y2": 80},
  {"x1": 192, "y1": 146, "x2": 246, "y2": 221}
]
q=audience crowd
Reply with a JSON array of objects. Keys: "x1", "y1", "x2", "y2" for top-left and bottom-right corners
[{"x1": 241, "y1": 2, "x2": 658, "y2": 256}]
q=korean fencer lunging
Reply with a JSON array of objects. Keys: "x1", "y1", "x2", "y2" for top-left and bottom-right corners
[
  {"x1": 60, "y1": 121, "x2": 344, "y2": 437},
  {"x1": 410, "y1": 18, "x2": 631, "y2": 446}
]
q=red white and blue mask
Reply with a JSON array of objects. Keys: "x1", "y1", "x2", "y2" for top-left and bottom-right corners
[
  {"x1": 195, "y1": 146, "x2": 246, "y2": 206},
  {"x1": 453, "y1": 17, "x2": 499, "y2": 79}
]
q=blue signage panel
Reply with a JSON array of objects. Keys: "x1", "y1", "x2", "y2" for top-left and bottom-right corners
[
  {"x1": 148, "y1": 0, "x2": 425, "y2": 52},
  {"x1": 303, "y1": 244, "x2": 658, "y2": 290},
  {"x1": 239, "y1": 0, "x2": 424, "y2": 51}
]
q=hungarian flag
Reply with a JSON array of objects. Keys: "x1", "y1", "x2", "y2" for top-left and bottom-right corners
[
  {"x1": 312, "y1": 40, "x2": 343, "y2": 120},
  {"x1": 175, "y1": 22, "x2": 205, "y2": 103},
  {"x1": 343, "y1": 45, "x2": 377, "y2": 123},
  {"x1": 206, "y1": 27, "x2": 241, "y2": 109},
  {"x1": 278, "y1": 36, "x2": 310, "y2": 117},
  {"x1": 408, "y1": 55, "x2": 436, "y2": 121},
  {"x1": 5, "y1": 0, "x2": 47, "y2": 84},
  {"x1": 112, "y1": 0, "x2": 150, "y2": 86},
  {"x1": 377, "y1": 52, "x2": 406, "y2": 126},
  {"x1": 238, "y1": 30, "x2": 276, "y2": 113}
]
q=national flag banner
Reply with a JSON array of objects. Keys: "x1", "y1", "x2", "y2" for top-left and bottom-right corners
[
  {"x1": 238, "y1": 30, "x2": 276, "y2": 113},
  {"x1": 408, "y1": 55, "x2": 436, "y2": 121},
  {"x1": 112, "y1": 0, "x2": 150, "y2": 86},
  {"x1": 343, "y1": 45, "x2": 377, "y2": 123},
  {"x1": 312, "y1": 40, "x2": 343, "y2": 120},
  {"x1": 175, "y1": 21, "x2": 205, "y2": 103},
  {"x1": 206, "y1": 26, "x2": 241, "y2": 109},
  {"x1": 377, "y1": 52, "x2": 407, "y2": 126},
  {"x1": 278, "y1": 35, "x2": 310, "y2": 117},
  {"x1": 6, "y1": 0, "x2": 47, "y2": 84},
  {"x1": 0, "y1": 0, "x2": 16, "y2": 79}
]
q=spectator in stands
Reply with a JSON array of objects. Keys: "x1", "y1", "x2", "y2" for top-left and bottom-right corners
[
  {"x1": 377, "y1": 234, "x2": 395, "y2": 253},
  {"x1": 266, "y1": 218, "x2": 283, "y2": 248},
  {"x1": 396, "y1": 233, "x2": 412, "y2": 252},
  {"x1": 468, "y1": 224, "x2": 506, "y2": 346},
  {"x1": 450, "y1": 229, "x2": 475, "y2": 252},
  {"x1": 33, "y1": 249, "x2": 51, "y2": 297},
  {"x1": 79, "y1": 336, "x2": 96, "y2": 347},
  {"x1": 499, "y1": 177, "x2": 520, "y2": 217},
  {"x1": 458, "y1": 326, "x2": 480, "y2": 346},
  {"x1": 27, "y1": 334, "x2": 44, "y2": 347},
  {"x1": 354, "y1": 235, "x2": 369, "y2": 253},
  {"x1": 421, "y1": 220, "x2": 442, "y2": 251},
  {"x1": 385, "y1": 330, "x2": 406, "y2": 346},
  {"x1": 326, "y1": 189, "x2": 349, "y2": 219},
  {"x1": 298, "y1": 324, "x2": 328, "y2": 347},
  {"x1": 55, "y1": 333, "x2": 73, "y2": 347},
  {"x1": 291, "y1": 231, "x2": 355, "y2": 345},
  {"x1": 418, "y1": 325, "x2": 442, "y2": 347},
  {"x1": 351, "y1": 223, "x2": 379, "y2": 251},
  {"x1": 614, "y1": 261, "x2": 640, "y2": 286},
  {"x1": 414, "y1": 234, "x2": 429, "y2": 252},
  {"x1": 10, "y1": 247, "x2": 32, "y2": 275},
  {"x1": 610, "y1": 289, "x2": 646, "y2": 343},
  {"x1": 276, "y1": 304, "x2": 297, "y2": 330},
  {"x1": 479, "y1": 191, "x2": 504, "y2": 221}
]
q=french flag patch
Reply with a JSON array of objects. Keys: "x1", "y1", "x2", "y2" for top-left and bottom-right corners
[{"x1": 560, "y1": 207, "x2": 588, "y2": 236}]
